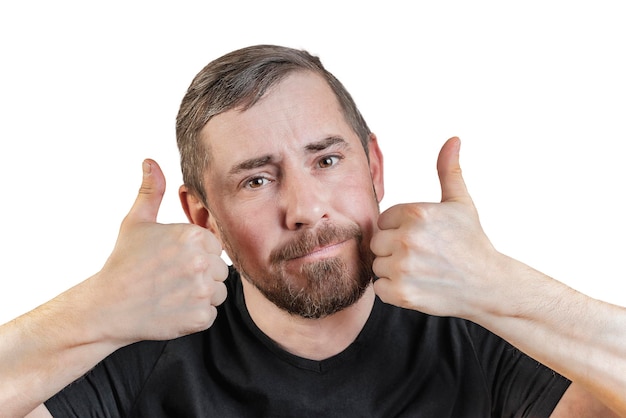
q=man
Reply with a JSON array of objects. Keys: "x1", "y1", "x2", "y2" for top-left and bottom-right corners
[{"x1": 2, "y1": 45, "x2": 624, "y2": 417}]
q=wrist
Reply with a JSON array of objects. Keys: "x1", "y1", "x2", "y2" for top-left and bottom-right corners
[{"x1": 464, "y1": 251, "x2": 537, "y2": 322}]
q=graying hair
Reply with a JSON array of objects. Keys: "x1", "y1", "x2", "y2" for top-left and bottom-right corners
[{"x1": 176, "y1": 44, "x2": 371, "y2": 205}]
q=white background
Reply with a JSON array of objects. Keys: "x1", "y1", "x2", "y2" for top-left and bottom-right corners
[{"x1": 1, "y1": 2, "x2": 624, "y2": 324}]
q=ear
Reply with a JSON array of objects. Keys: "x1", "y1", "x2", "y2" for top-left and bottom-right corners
[
  {"x1": 367, "y1": 133, "x2": 385, "y2": 202},
  {"x1": 179, "y1": 185, "x2": 222, "y2": 241}
]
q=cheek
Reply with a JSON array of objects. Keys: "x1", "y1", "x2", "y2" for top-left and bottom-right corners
[
  {"x1": 338, "y1": 180, "x2": 380, "y2": 229},
  {"x1": 342, "y1": 171, "x2": 380, "y2": 209},
  {"x1": 220, "y1": 213, "x2": 274, "y2": 262}
]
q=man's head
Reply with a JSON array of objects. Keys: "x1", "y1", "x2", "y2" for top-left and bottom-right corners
[{"x1": 177, "y1": 45, "x2": 384, "y2": 318}]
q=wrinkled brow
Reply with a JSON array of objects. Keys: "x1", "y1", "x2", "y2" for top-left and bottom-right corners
[{"x1": 228, "y1": 136, "x2": 349, "y2": 175}]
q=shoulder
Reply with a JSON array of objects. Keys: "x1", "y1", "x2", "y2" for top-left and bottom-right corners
[{"x1": 372, "y1": 297, "x2": 479, "y2": 343}]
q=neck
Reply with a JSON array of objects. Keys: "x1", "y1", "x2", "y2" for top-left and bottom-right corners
[{"x1": 241, "y1": 279, "x2": 376, "y2": 361}]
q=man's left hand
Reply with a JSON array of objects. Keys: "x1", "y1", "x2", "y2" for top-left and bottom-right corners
[{"x1": 371, "y1": 137, "x2": 501, "y2": 319}]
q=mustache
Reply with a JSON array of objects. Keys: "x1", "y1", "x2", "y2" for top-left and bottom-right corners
[{"x1": 269, "y1": 223, "x2": 362, "y2": 264}]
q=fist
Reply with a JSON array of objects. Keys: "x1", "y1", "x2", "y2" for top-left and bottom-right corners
[
  {"x1": 371, "y1": 138, "x2": 497, "y2": 319},
  {"x1": 92, "y1": 160, "x2": 228, "y2": 344}
]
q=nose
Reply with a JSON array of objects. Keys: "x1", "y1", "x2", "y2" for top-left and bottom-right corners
[{"x1": 282, "y1": 170, "x2": 329, "y2": 230}]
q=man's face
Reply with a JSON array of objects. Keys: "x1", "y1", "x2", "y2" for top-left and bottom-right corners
[{"x1": 200, "y1": 71, "x2": 384, "y2": 318}]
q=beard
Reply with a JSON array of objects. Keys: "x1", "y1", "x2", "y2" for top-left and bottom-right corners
[{"x1": 221, "y1": 222, "x2": 375, "y2": 319}]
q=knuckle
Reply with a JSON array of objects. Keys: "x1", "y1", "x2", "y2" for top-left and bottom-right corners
[
  {"x1": 180, "y1": 225, "x2": 222, "y2": 255},
  {"x1": 189, "y1": 253, "x2": 227, "y2": 277},
  {"x1": 191, "y1": 254, "x2": 211, "y2": 274},
  {"x1": 396, "y1": 259, "x2": 417, "y2": 277},
  {"x1": 193, "y1": 277, "x2": 212, "y2": 299},
  {"x1": 405, "y1": 203, "x2": 429, "y2": 221},
  {"x1": 388, "y1": 282, "x2": 418, "y2": 308},
  {"x1": 397, "y1": 232, "x2": 421, "y2": 253},
  {"x1": 187, "y1": 306, "x2": 218, "y2": 333},
  {"x1": 193, "y1": 273, "x2": 228, "y2": 305},
  {"x1": 180, "y1": 225, "x2": 204, "y2": 245}
]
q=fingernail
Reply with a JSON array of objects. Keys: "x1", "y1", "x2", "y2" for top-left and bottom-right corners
[{"x1": 142, "y1": 160, "x2": 152, "y2": 176}]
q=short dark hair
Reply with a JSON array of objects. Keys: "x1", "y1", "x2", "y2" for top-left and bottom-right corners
[{"x1": 176, "y1": 44, "x2": 372, "y2": 206}]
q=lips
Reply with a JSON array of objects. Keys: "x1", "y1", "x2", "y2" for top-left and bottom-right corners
[
  {"x1": 269, "y1": 223, "x2": 361, "y2": 265},
  {"x1": 291, "y1": 240, "x2": 349, "y2": 261}
]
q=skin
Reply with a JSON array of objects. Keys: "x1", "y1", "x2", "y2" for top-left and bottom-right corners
[
  {"x1": 181, "y1": 71, "x2": 385, "y2": 360},
  {"x1": 2, "y1": 70, "x2": 623, "y2": 417},
  {"x1": 4, "y1": 161, "x2": 229, "y2": 418},
  {"x1": 181, "y1": 71, "x2": 623, "y2": 416}
]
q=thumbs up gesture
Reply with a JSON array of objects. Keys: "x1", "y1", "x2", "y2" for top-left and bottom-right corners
[
  {"x1": 371, "y1": 138, "x2": 498, "y2": 319},
  {"x1": 89, "y1": 159, "x2": 228, "y2": 345}
]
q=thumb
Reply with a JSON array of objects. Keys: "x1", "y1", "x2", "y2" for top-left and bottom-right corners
[
  {"x1": 437, "y1": 137, "x2": 471, "y2": 203},
  {"x1": 125, "y1": 159, "x2": 166, "y2": 224}
]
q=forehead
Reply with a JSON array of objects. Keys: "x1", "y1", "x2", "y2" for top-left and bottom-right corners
[{"x1": 199, "y1": 71, "x2": 357, "y2": 170}]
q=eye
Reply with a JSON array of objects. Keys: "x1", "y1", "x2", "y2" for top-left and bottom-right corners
[
  {"x1": 318, "y1": 155, "x2": 341, "y2": 169},
  {"x1": 245, "y1": 176, "x2": 270, "y2": 189}
]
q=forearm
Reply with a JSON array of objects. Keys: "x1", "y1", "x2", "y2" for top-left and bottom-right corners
[
  {"x1": 0, "y1": 159, "x2": 227, "y2": 417},
  {"x1": 474, "y1": 254, "x2": 626, "y2": 415},
  {"x1": 0, "y1": 282, "x2": 120, "y2": 417}
]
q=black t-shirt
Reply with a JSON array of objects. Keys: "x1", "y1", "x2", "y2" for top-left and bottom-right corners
[{"x1": 46, "y1": 267, "x2": 571, "y2": 417}]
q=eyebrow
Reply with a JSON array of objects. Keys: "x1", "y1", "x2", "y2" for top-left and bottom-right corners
[
  {"x1": 304, "y1": 136, "x2": 348, "y2": 152},
  {"x1": 228, "y1": 136, "x2": 349, "y2": 175},
  {"x1": 229, "y1": 155, "x2": 273, "y2": 175}
]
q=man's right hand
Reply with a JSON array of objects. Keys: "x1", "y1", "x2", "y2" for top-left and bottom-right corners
[
  {"x1": 88, "y1": 159, "x2": 228, "y2": 344},
  {"x1": 1, "y1": 160, "x2": 229, "y2": 417}
]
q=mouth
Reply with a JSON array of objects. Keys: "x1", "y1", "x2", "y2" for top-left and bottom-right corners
[
  {"x1": 269, "y1": 223, "x2": 362, "y2": 266},
  {"x1": 290, "y1": 239, "x2": 350, "y2": 262}
]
